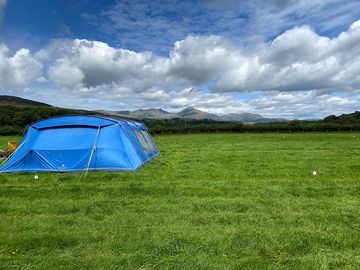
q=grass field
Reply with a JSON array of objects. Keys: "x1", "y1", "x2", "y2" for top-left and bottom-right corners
[{"x1": 0, "y1": 133, "x2": 360, "y2": 269}]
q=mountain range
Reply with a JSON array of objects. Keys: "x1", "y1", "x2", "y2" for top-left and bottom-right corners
[
  {"x1": 0, "y1": 95, "x2": 287, "y2": 123},
  {"x1": 99, "y1": 107, "x2": 288, "y2": 123},
  {"x1": 1, "y1": 95, "x2": 360, "y2": 129}
]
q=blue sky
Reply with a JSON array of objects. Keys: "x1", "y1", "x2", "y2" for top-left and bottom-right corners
[
  {"x1": 1, "y1": 0, "x2": 360, "y2": 118},
  {"x1": 3, "y1": 0, "x2": 359, "y2": 53}
]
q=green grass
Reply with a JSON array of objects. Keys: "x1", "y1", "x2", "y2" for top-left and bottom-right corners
[{"x1": 0, "y1": 133, "x2": 360, "y2": 269}]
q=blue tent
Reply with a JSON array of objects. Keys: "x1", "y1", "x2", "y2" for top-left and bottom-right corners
[{"x1": 0, "y1": 115, "x2": 159, "y2": 173}]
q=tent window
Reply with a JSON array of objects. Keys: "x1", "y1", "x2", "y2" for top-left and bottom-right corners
[
  {"x1": 141, "y1": 131, "x2": 156, "y2": 149},
  {"x1": 135, "y1": 130, "x2": 154, "y2": 153}
]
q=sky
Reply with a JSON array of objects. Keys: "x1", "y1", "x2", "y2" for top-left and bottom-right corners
[{"x1": 0, "y1": 0, "x2": 360, "y2": 119}]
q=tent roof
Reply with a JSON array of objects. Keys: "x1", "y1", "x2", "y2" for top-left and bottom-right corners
[{"x1": 31, "y1": 115, "x2": 136, "y2": 130}]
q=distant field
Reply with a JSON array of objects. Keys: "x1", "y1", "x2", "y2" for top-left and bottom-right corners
[{"x1": 0, "y1": 133, "x2": 360, "y2": 269}]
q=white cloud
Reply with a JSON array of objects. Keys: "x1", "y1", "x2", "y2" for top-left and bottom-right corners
[
  {"x1": 42, "y1": 39, "x2": 161, "y2": 91},
  {"x1": 0, "y1": 43, "x2": 43, "y2": 89},
  {"x1": 251, "y1": 90, "x2": 360, "y2": 119},
  {"x1": 48, "y1": 61, "x2": 84, "y2": 89},
  {"x1": 216, "y1": 22, "x2": 360, "y2": 92},
  {"x1": 37, "y1": 19, "x2": 360, "y2": 95}
]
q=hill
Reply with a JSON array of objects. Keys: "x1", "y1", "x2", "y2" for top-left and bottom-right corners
[
  {"x1": 0, "y1": 96, "x2": 98, "y2": 135},
  {"x1": 324, "y1": 111, "x2": 360, "y2": 124},
  {"x1": 0, "y1": 95, "x2": 51, "y2": 107}
]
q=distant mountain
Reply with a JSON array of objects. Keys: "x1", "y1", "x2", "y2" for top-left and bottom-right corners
[
  {"x1": 108, "y1": 107, "x2": 223, "y2": 121},
  {"x1": 176, "y1": 107, "x2": 222, "y2": 120},
  {"x1": 103, "y1": 107, "x2": 222, "y2": 121},
  {"x1": 107, "y1": 107, "x2": 224, "y2": 121},
  {"x1": 100, "y1": 106, "x2": 288, "y2": 123},
  {"x1": 123, "y1": 108, "x2": 173, "y2": 119},
  {"x1": 219, "y1": 113, "x2": 287, "y2": 123},
  {"x1": 98, "y1": 108, "x2": 174, "y2": 119},
  {"x1": 0, "y1": 95, "x2": 51, "y2": 107},
  {"x1": 220, "y1": 113, "x2": 263, "y2": 122}
]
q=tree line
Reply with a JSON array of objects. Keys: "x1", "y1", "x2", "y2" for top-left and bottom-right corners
[
  {"x1": 144, "y1": 118, "x2": 360, "y2": 135},
  {"x1": 0, "y1": 105, "x2": 359, "y2": 136}
]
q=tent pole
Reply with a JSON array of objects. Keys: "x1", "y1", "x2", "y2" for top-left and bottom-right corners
[{"x1": 79, "y1": 127, "x2": 101, "y2": 180}]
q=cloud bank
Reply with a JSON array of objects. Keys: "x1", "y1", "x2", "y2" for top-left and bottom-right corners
[
  {"x1": 1, "y1": 19, "x2": 360, "y2": 118},
  {"x1": 41, "y1": 19, "x2": 360, "y2": 93}
]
